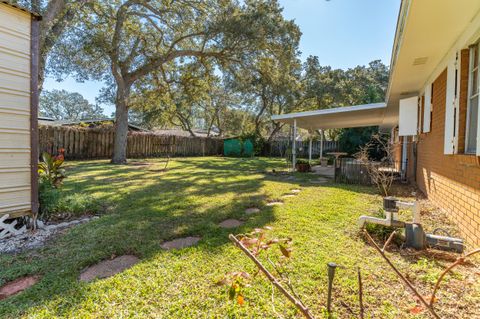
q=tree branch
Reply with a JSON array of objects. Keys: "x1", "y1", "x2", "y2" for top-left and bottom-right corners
[{"x1": 229, "y1": 234, "x2": 315, "y2": 319}]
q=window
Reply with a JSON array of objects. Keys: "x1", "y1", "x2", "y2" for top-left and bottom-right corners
[{"x1": 466, "y1": 42, "x2": 480, "y2": 154}]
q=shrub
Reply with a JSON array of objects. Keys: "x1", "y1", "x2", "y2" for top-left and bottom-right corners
[
  {"x1": 37, "y1": 151, "x2": 103, "y2": 220},
  {"x1": 38, "y1": 185, "x2": 103, "y2": 221},
  {"x1": 38, "y1": 150, "x2": 66, "y2": 188},
  {"x1": 55, "y1": 193, "x2": 102, "y2": 217},
  {"x1": 38, "y1": 179, "x2": 61, "y2": 219},
  {"x1": 239, "y1": 132, "x2": 265, "y2": 156},
  {"x1": 295, "y1": 159, "x2": 309, "y2": 164}
]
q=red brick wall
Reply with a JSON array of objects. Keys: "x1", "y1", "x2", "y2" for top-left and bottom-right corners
[{"x1": 414, "y1": 63, "x2": 480, "y2": 246}]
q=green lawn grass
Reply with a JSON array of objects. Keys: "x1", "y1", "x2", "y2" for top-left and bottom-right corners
[{"x1": 0, "y1": 157, "x2": 478, "y2": 318}]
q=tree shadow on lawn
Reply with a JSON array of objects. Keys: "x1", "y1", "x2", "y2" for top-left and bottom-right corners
[{"x1": 0, "y1": 157, "x2": 301, "y2": 317}]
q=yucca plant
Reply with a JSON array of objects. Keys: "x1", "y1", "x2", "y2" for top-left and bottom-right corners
[{"x1": 38, "y1": 149, "x2": 66, "y2": 188}]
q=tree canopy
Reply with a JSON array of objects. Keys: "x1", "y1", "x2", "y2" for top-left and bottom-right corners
[
  {"x1": 29, "y1": 0, "x2": 390, "y2": 160},
  {"x1": 39, "y1": 89, "x2": 104, "y2": 121}
]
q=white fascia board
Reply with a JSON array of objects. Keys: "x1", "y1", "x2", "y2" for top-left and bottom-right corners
[{"x1": 271, "y1": 102, "x2": 387, "y2": 121}]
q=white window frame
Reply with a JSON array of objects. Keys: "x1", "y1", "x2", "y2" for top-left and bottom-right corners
[{"x1": 465, "y1": 41, "x2": 480, "y2": 155}]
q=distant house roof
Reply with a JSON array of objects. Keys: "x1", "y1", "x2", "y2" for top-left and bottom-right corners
[
  {"x1": 153, "y1": 128, "x2": 219, "y2": 138},
  {"x1": 38, "y1": 117, "x2": 148, "y2": 132}
]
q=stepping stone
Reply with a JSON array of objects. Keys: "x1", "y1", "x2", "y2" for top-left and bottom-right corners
[
  {"x1": 282, "y1": 194, "x2": 296, "y2": 198},
  {"x1": 291, "y1": 189, "x2": 301, "y2": 193},
  {"x1": 219, "y1": 219, "x2": 244, "y2": 229},
  {"x1": 161, "y1": 236, "x2": 201, "y2": 250},
  {"x1": 245, "y1": 207, "x2": 261, "y2": 215},
  {"x1": 266, "y1": 201, "x2": 284, "y2": 206},
  {"x1": 79, "y1": 255, "x2": 140, "y2": 282},
  {"x1": 0, "y1": 276, "x2": 39, "y2": 300}
]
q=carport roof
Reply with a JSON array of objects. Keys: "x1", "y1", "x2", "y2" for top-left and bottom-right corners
[{"x1": 271, "y1": 102, "x2": 386, "y2": 131}]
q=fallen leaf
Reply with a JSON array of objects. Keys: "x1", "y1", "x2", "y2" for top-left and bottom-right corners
[
  {"x1": 237, "y1": 295, "x2": 245, "y2": 305},
  {"x1": 279, "y1": 245, "x2": 291, "y2": 258},
  {"x1": 410, "y1": 305, "x2": 423, "y2": 314},
  {"x1": 241, "y1": 238, "x2": 258, "y2": 247}
]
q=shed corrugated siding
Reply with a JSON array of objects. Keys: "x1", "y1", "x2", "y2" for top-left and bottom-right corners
[{"x1": 0, "y1": 3, "x2": 31, "y2": 215}]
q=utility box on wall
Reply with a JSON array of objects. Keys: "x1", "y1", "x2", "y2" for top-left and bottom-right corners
[
  {"x1": 398, "y1": 96, "x2": 418, "y2": 136},
  {"x1": 0, "y1": 2, "x2": 40, "y2": 219}
]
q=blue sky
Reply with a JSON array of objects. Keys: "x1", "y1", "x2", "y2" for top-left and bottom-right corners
[{"x1": 43, "y1": 0, "x2": 401, "y2": 116}]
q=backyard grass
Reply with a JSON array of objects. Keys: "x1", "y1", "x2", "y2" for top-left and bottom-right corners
[{"x1": 0, "y1": 157, "x2": 478, "y2": 318}]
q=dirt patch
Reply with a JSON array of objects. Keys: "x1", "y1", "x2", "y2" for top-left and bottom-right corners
[
  {"x1": 219, "y1": 219, "x2": 244, "y2": 229},
  {"x1": 290, "y1": 189, "x2": 301, "y2": 193},
  {"x1": 148, "y1": 168, "x2": 168, "y2": 173},
  {"x1": 79, "y1": 255, "x2": 140, "y2": 282},
  {"x1": 0, "y1": 276, "x2": 39, "y2": 300},
  {"x1": 128, "y1": 162, "x2": 152, "y2": 169},
  {"x1": 128, "y1": 162, "x2": 151, "y2": 166},
  {"x1": 161, "y1": 236, "x2": 201, "y2": 250},
  {"x1": 282, "y1": 194, "x2": 296, "y2": 198},
  {"x1": 245, "y1": 208, "x2": 261, "y2": 215}
]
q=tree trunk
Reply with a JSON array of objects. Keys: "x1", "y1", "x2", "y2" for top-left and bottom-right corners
[
  {"x1": 112, "y1": 87, "x2": 130, "y2": 164},
  {"x1": 267, "y1": 122, "x2": 283, "y2": 142}
]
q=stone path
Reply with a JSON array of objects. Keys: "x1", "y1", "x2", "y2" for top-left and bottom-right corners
[
  {"x1": 161, "y1": 236, "x2": 201, "y2": 250},
  {"x1": 219, "y1": 219, "x2": 244, "y2": 228},
  {"x1": 245, "y1": 208, "x2": 260, "y2": 215},
  {"x1": 282, "y1": 194, "x2": 296, "y2": 198},
  {"x1": 0, "y1": 276, "x2": 39, "y2": 300},
  {"x1": 290, "y1": 189, "x2": 301, "y2": 193},
  {"x1": 266, "y1": 201, "x2": 284, "y2": 206},
  {"x1": 79, "y1": 255, "x2": 140, "y2": 282}
]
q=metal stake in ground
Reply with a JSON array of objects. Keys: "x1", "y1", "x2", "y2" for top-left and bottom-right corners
[{"x1": 327, "y1": 262, "x2": 337, "y2": 316}]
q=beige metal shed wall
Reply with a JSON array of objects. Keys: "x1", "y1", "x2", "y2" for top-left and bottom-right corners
[{"x1": 0, "y1": 3, "x2": 32, "y2": 216}]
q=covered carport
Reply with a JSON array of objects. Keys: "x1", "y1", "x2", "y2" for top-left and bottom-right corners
[{"x1": 271, "y1": 102, "x2": 387, "y2": 170}]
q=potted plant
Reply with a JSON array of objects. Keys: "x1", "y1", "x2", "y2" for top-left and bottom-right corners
[
  {"x1": 295, "y1": 159, "x2": 311, "y2": 172},
  {"x1": 320, "y1": 157, "x2": 328, "y2": 167}
]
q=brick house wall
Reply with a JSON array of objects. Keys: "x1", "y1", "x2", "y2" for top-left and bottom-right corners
[{"x1": 412, "y1": 51, "x2": 480, "y2": 246}]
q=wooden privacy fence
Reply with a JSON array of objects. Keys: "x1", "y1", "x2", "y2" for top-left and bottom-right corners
[{"x1": 38, "y1": 126, "x2": 223, "y2": 159}]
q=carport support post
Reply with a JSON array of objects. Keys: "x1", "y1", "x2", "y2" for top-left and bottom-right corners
[
  {"x1": 292, "y1": 119, "x2": 297, "y2": 171},
  {"x1": 308, "y1": 134, "x2": 312, "y2": 164},
  {"x1": 319, "y1": 129, "x2": 324, "y2": 160}
]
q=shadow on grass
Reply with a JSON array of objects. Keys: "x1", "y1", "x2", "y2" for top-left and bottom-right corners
[{"x1": 0, "y1": 157, "x2": 302, "y2": 317}]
